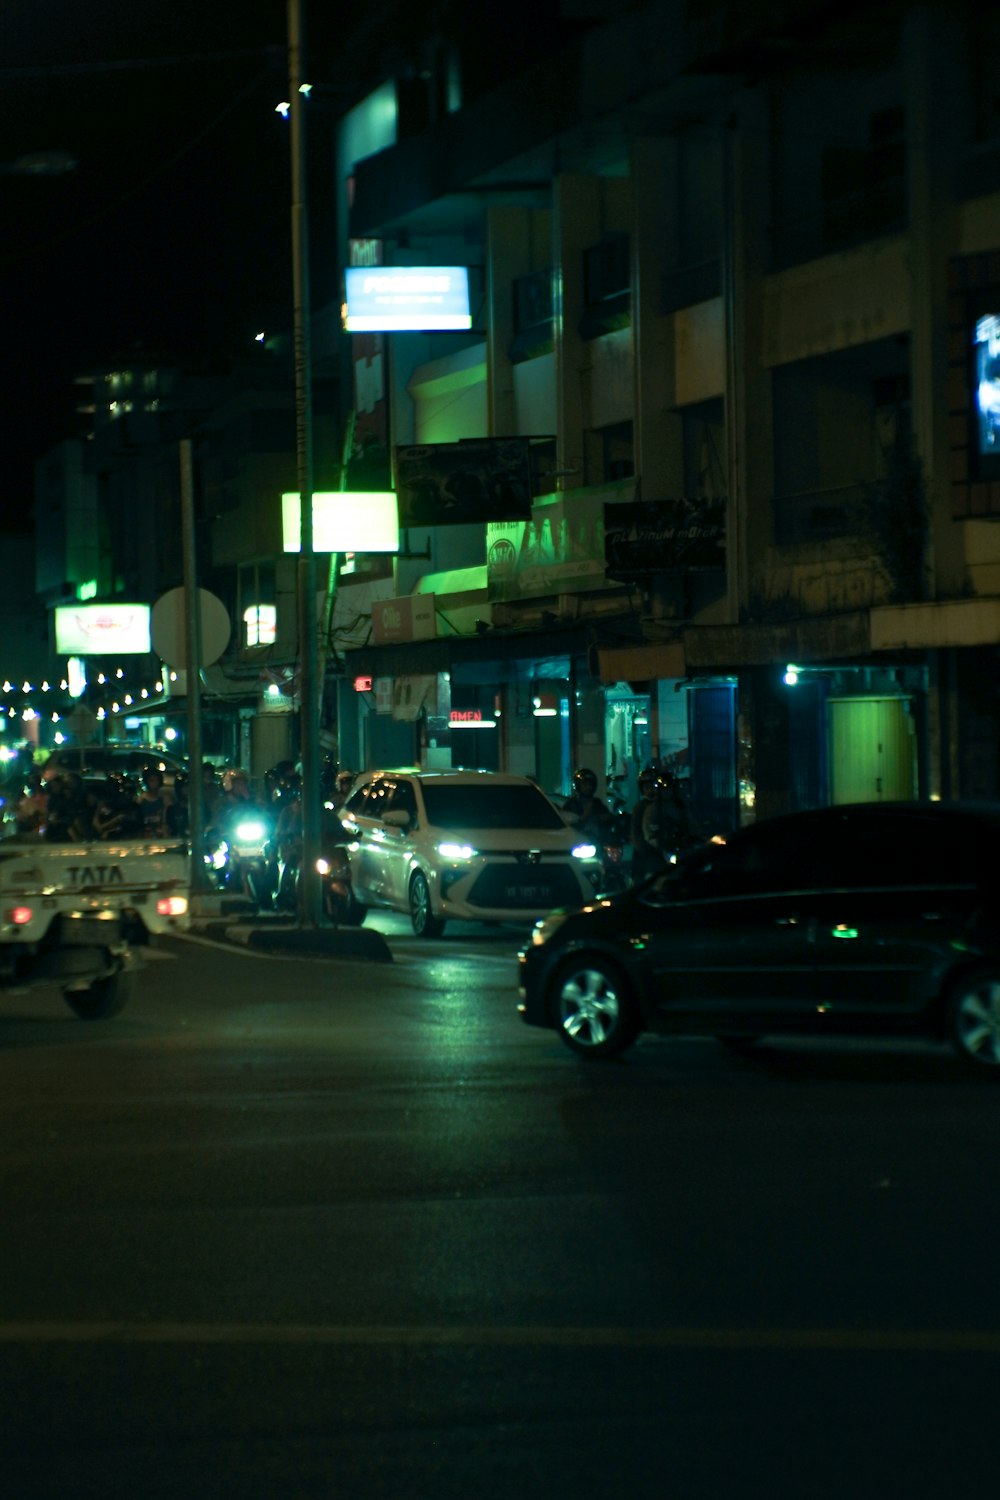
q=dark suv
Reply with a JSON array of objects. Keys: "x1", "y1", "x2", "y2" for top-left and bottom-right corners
[{"x1": 518, "y1": 801, "x2": 1000, "y2": 1069}]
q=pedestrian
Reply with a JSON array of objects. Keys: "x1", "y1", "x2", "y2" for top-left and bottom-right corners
[{"x1": 136, "y1": 766, "x2": 168, "y2": 838}]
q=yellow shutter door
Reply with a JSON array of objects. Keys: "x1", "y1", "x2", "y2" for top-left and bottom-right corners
[{"x1": 829, "y1": 697, "x2": 916, "y2": 804}]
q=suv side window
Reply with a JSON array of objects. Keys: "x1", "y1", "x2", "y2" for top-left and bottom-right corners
[
  {"x1": 675, "y1": 819, "x2": 817, "y2": 899},
  {"x1": 385, "y1": 781, "x2": 418, "y2": 826},
  {"x1": 817, "y1": 811, "x2": 976, "y2": 889},
  {"x1": 344, "y1": 784, "x2": 374, "y2": 816}
]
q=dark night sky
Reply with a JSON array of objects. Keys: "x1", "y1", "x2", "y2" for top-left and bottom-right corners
[
  {"x1": 1, "y1": 1, "x2": 588, "y2": 535},
  {"x1": 0, "y1": 2, "x2": 349, "y2": 531}
]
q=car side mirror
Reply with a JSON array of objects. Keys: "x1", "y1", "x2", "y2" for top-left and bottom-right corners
[{"x1": 383, "y1": 808, "x2": 411, "y2": 829}]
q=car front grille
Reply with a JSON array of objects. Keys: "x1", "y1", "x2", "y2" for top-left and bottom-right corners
[{"x1": 466, "y1": 862, "x2": 581, "y2": 911}]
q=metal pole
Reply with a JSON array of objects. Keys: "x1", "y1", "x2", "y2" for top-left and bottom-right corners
[
  {"x1": 180, "y1": 438, "x2": 207, "y2": 893},
  {"x1": 288, "y1": 0, "x2": 322, "y2": 926}
]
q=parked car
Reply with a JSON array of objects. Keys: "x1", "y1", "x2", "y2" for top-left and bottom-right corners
[
  {"x1": 339, "y1": 769, "x2": 603, "y2": 936},
  {"x1": 43, "y1": 745, "x2": 186, "y2": 786},
  {"x1": 518, "y1": 800, "x2": 1000, "y2": 1069}
]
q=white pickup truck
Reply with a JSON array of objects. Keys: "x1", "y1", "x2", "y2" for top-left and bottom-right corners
[{"x1": 0, "y1": 836, "x2": 191, "y2": 1018}]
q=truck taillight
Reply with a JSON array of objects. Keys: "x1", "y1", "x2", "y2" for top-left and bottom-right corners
[
  {"x1": 7, "y1": 906, "x2": 33, "y2": 926},
  {"x1": 156, "y1": 895, "x2": 189, "y2": 917}
]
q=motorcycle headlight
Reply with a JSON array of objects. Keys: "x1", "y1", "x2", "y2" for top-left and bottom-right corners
[
  {"x1": 572, "y1": 843, "x2": 597, "y2": 860},
  {"x1": 235, "y1": 819, "x2": 266, "y2": 842},
  {"x1": 316, "y1": 857, "x2": 331, "y2": 875},
  {"x1": 437, "y1": 841, "x2": 476, "y2": 860},
  {"x1": 211, "y1": 844, "x2": 229, "y2": 870}
]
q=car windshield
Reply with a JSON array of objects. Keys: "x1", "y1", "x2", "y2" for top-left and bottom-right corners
[{"x1": 420, "y1": 782, "x2": 567, "y2": 831}]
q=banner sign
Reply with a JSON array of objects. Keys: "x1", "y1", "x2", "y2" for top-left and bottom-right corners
[
  {"x1": 396, "y1": 439, "x2": 534, "y2": 528},
  {"x1": 603, "y1": 498, "x2": 726, "y2": 577}
]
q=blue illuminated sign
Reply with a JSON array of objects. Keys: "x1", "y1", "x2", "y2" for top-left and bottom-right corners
[{"x1": 344, "y1": 266, "x2": 472, "y2": 332}]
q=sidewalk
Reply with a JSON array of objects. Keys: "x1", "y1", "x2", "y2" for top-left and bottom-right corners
[{"x1": 185, "y1": 892, "x2": 393, "y2": 961}]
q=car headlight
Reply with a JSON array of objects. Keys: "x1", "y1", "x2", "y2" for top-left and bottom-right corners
[
  {"x1": 531, "y1": 911, "x2": 570, "y2": 947},
  {"x1": 437, "y1": 841, "x2": 477, "y2": 860},
  {"x1": 572, "y1": 842, "x2": 597, "y2": 860}
]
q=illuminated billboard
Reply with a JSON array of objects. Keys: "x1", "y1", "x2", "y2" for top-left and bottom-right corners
[
  {"x1": 55, "y1": 604, "x2": 152, "y2": 655},
  {"x1": 343, "y1": 267, "x2": 471, "y2": 332},
  {"x1": 282, "y1": 492, "x2": 399, "y2": 553},
  {"x1": 974, "y1": 313, "x2": 1000, "y2": 463}
]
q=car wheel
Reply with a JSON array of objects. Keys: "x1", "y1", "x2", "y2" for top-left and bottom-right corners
[
  {"x1": 64, "y1": 964, "x2": 134, "y2": 1020},
  {"x1": 948, "y1": 969, "x2": 1000, "y2": 1068},
  {"x1": 549, "y1": 954, "x2": 639, "y2": 1059},
  {"x1": 409, "y1": 871, "x2": 445, "y2": 938}
]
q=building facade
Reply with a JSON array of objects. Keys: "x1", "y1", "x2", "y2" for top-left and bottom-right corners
[{"x1": 325, "y1": 0, "x2": 1000, "y2": 826}]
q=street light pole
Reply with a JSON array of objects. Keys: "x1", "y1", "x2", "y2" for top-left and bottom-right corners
[{"x1": 288, "y1": 0, "x2": 322, "y2": 926}]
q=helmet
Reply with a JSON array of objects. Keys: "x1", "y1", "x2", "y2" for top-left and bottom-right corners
[
  {"x1": 572, "y1": 767, "x2": 598, "y2": 796},
  {"x1": 336, "y1": 770, "x2": 355, "y2": 794},
  {"x1": 638, "y1": 768, "x2": 657, "y2": 793}
]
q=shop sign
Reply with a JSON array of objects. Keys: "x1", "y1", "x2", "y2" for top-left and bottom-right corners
[
  {"x1": 396, "y1": 439, "x2": 533, "y2": 527},
  {"x1": 372, "y1": 593, "x2": 436, "y2": 645},
  {"x1": 604, "y1": 497, "x2": 726, "y2": 577},
  {"x1": 486, "y1": 487, "x2": 615, "y2": 603}
]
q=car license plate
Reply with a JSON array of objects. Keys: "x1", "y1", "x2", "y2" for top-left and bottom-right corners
[{"x1": 505, "y1": 884, "x2": 553, "y2": 903}]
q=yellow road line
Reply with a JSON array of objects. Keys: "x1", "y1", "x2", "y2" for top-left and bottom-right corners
[{"x1": 0, "y1": 1323, "x2": 997, "y2": 1352}]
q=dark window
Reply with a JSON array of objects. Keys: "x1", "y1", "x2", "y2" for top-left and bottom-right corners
[
  {"x1": 420, "y1": 782, "x2": 566, "y2": 832},
  {"x1": 818, "y1": 811, "x2": 981, "y2": 888},
  {"x1": 584, "y1": 235, "x2": 630, "y2": 305},
  {"x1": 675, "y1": 818, "x2": 816, "y2": 898}
]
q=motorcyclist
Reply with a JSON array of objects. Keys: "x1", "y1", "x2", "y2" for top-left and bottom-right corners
[
  {"x1": 562, "y1": 767, "x2": 614, "y2": 845},
  {"x1": 631, "y1": 767, "x2": 699, "y2": 881},
  {"x1": 272, "y1": 771, "x2": 303, "y2": 910},
  {"x1": 217, "y1": 769, "x2": 272, "y2": 900}
]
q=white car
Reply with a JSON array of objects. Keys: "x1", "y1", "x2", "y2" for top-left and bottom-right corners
[{"x1": 339, "y1": 769, "x2": 604, "y2": 936}]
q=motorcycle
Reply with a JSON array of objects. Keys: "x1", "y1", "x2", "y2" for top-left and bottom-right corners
[{"x1": 206, "y1": 807, "x2": 276, "y2": 907}]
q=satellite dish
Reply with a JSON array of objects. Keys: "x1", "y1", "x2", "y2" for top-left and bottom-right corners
[{"x1": 151, "y1": 587, "x2": 230, "y2": 668}]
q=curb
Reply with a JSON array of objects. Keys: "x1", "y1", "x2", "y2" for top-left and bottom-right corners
[{"x1": 188, "y1": 916, "x2": 393, "y2": 962}]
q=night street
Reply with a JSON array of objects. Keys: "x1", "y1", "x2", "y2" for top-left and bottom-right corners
[{"x1": 3, "y1": 921, "x2": 999, "y2": 1499}]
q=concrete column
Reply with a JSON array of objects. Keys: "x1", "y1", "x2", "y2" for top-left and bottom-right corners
[
  {"x1": 631, "y1": 136, "x2": 684, "y2": 499},
  {"x1": 486, "y1": 205, "x2": 531, "y2": 438},
  {"x1": 904, "y1": 4, "x2": 969, "y2": 601},
  {"x1": 723, "y1": 92, "x2": 773, "y2": 621},
  {"x1": 552, "y1": 174, "x2": 603, "y2": 489}
]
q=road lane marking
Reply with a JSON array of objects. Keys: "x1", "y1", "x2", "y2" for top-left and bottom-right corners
[{"x1": 0, "y1": 1323, "x2": 998, "y2": 1352}]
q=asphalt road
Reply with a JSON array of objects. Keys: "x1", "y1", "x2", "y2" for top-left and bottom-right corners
[{"x1": 3, "y1": 919, "x2": 1000, "y2": 1499}]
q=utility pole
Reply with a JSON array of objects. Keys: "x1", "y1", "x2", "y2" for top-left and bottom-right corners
[
  {"x1": 179, "y1": 438, "x2": 207, "y2": 893},
  {"x1": 288, "y1": 0, "x2": 322, "y2": 926}
]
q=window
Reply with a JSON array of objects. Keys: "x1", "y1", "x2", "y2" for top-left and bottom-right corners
[
  {"x1": 240, "y1": 561, "x2": 276, "y2": 648},
  {"x1": 586, "y1": 422, "x2": 634, "y2": 485}
]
